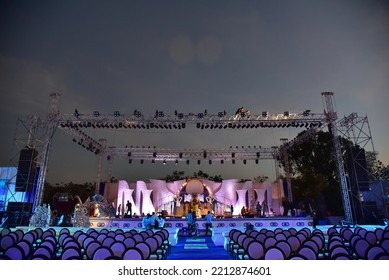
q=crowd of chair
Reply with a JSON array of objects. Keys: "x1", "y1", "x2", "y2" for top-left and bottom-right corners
[
  {"x1": 0, "y1": 227, "x2": 171, "y2": 260},
  {"x1": 227, "y1": 225, "x2": 389, "y2": 260}
]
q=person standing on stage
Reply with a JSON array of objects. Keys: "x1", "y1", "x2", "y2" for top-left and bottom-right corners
[
  {"x1": 205, "y1": 211, "x2": 213, "y2": 236},
  {"x1": 126, "y1": 200, "x2": 132, "y2": 217},
  {"x1": 256, "y1": 201, "x2": 262, "y2": 217}
]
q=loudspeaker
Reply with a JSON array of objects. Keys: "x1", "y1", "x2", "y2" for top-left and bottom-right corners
[
  {"x1": 6, "y1": 202, "x2": 33, "y2": 227},
  {"x1": 348, "y1": 145, "x2": 369, "y2": 192},
  {"x1": 15, "y1": 148, "x2": 38, "y2": 192}
]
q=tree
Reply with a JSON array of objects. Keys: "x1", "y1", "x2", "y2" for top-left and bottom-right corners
[
  {"x1": 282, "y1": 131, "x2": 350, "y2": 216},
  {"x1": 365, "y1": 151, "x2": 389, "y2": 181}
]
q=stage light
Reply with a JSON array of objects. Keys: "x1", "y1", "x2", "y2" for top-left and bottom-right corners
[
  {"x1": 114, "y1": 111, "x2": 120, "y2": 117},
  {"x1": 197, "y1": 160, "x2": 201, "y2": 165},
  {"x1": 153, "y1": 152, "x2": 157, "y2": 158},
  {"x1": 209, "y1": 160, "x2": 212, "y2": 165},
  {"x1": 175, "y1": 159, "x2": 178, "y2": 165},
  {"x1": 221, "y1": 160, "x2": 224, "y2": 164},
  {"x1": 243, "y1": 159, "x2": 247, "y2": 164},
  {"x1": 140, "y1": 159, "x2": 144, "y2": 164},
  {"x1": 186, "y1": 159, "x2": 190, "y2": 165},
  {"x1": 129, "y1": 159, "x2": 132, "y2": 164},
  {"x1": 232, "y1": 159, "x2": 235, "y2": 164},
  {"x1": 262, "y1": 111, "x2": 268, "y2": 118},
  {"x1": 93, "y1": 111, "x2": 100, "y2": 117},
  {"x1": 163, "y1": 160, "x2": 166, "y2": 165}
]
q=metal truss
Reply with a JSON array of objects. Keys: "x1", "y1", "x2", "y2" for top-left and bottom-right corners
[
  {"x1": 10, "y1": 92, "x2": 363, "y2": 219},
  {"x1": 337, "y1": 112, "x2": 388, "y2": 221},
  {"x1": 322, "y1": 92, "x2": 353, "y2": 223}
]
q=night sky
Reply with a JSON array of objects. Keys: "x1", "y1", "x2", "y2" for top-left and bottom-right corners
[{"x1": 0, "y1": 0, "x2": 388, "y2": 185}]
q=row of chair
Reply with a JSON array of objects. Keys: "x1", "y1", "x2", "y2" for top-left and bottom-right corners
[
  {"x1": 0, "y1": 227, "x2": 171, "y2": 260},
  {"x1": 227, "y1": 225, "x2": 389, "y2": 260}
]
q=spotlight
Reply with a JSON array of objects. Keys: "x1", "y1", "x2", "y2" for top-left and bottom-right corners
[
  {"x1": 186, "y1": 159, "x2": 190, "y2": 165},
  {"x1": 197, "y1": 160, "x2": 201, "y2": 165},
  {"x1": 262, "y1": 111, "x2": 268, "y2": 118},
  {"x1": 232, "y1": 159, "x2": 235, "y2": 164},
  {"x1": 163, "y1": 160, "x2": 166, "y2": 165},
  {"x1": 93, "y1": 111, "x2": 100, "y2": 117},
  {"x1": 129, "y1": 159, "x2": 132, "y2": 164},
  {"x1": 243, "y1": 159, "x2": 247, "y2": 164},
  {"x1": 140, "y1": 159, "x2": 144, "y2": 164},
  {"x1": 114, "y1": 111, "x2": 120, "y2": 117},
  {"x1": 221, "y1": 160, "x2": 224, "y2": 164},
  {"x1": 209, "y1": 160, "x2": 212, "y2": 165}
]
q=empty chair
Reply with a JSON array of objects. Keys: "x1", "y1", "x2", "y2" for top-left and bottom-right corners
[
  {"x1": 4, "y1": 245, "x2": 25, "y2": 260},
  {"x1": 353, "y1": 238, "x2": 371, "y2": 259},
  {"x1": 110, "y1": 241, "x2": 126, "y2": 258},
  {"x1": 122, "y1": 247, "x2": 144, "y2": 260},
  {"x1": 135, "y1": 242, "x2": 151, "y2": 260},
  {"x1": 33, "y1": 245, "x2": 53, "y2": 260},
  {"x1": 264, "y1": 236, "x2": 277, "y2": 249},
  {"x1": 275, "y1": 240, "x2": 292, "y2": 259},
  {"x1": 365, "y1": 232, "x2": 377, "y2": 246},
  {"x1": 367, "y1": 246, "x2": 386, "y2": 260},
  {"x1": 286, "y1": 235, "x2": 301, "y2": 254},
  {"x1": 298, "y1": 246, "x2": 317, "y2": 260},
  {"x1": 85, "y1": 241, "x2": 102, "y2": 260},
  {"x1": 329, "y1": 246, "x2": 350, "y2": 259},
  {"x1": 96, "y1": 233, "x2": 107, "y2": 244},
  {"x1": 102, "y1": 236, "x2": 116, "y2": 248},
  {"x1": 17, "y1": 240, "x2": 33, "y2": 259},
  {"x1": 380, "y1": 239, "x2": 389, "y2": 254},
  {"x1": 123, "y1": 237, "x2": 136, "y2": 249},
  {"x1": 61, "y1": 247, "x2": 83, "y2": 260},
  {"x1": 1, "y1": 234, "x2": 16, "y2": 252},
  {"x1": 92, "y1": 246, "x2": 113, "y2": 260},
  {"x1": 246, "y1": 241, "x2": 264, "y2": 260},
  {"x1": 265, "y1": 246, "x2": 286, "y2": 260}
]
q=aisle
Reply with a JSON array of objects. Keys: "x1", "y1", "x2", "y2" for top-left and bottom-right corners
[{"x1": 167, "y1": 236, "x2": 232, "y2": 260}]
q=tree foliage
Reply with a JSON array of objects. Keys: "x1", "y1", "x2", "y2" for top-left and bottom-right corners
[{"x1": 282, "y1": 131, "x2": 351, "y2": 216}]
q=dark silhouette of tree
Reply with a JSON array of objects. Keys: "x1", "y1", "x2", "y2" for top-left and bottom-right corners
[{"x1": 282, "y1": 131, "x2": 351, "y2": 217}]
